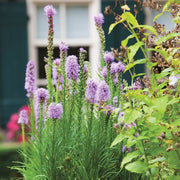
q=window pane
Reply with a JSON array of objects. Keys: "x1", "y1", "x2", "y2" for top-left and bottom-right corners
[
  {"x1": 152, "y1": 10, "x2": 176, "y2": 32},
  {"x1": 37, "y1": 6, "x2": 60, "y2": 39},
  {"x1": 66, "y1": 5, "x2": 89, "y2": 38},
  {"x1": 38, "y1": 46, "x2": 89, "y2": 79}
]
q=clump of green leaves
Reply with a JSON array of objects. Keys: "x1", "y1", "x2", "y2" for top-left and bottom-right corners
[{"x1": 110, "y1": 0, "x2": 180, "y2": 179}]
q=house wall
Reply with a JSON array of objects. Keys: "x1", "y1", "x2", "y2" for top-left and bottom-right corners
[{"x1": 0, "y1": 1, "x2": 28, "y2": 127}]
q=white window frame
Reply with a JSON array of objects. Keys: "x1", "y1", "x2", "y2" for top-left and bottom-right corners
[{"x1": 27, "y1": 0, "x2": 101, "y2": 86}]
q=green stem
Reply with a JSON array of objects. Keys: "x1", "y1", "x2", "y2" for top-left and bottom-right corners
[
  {"x1": 21, "y1": 124, "x2": 26, "y2": 153},
  {"x1": 51, "y1": 120, "x2": 56, "y2": 180},
  {"x1": 141, "y1": 141, "x2": 154, "y2": 180}
]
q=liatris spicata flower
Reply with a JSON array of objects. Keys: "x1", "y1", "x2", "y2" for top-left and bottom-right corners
[
  {"x1": 103, "y1": 104, "x2": 115, "y2": 117},
  {"x1": 101, "y1": 66, "x2": 107, "y2": 79},
  {"x1": 36, "y1": 88, "x2": 49, "y2": 103},
  {"x1": 94, "y1": 13, "x2": 105, "y2": 67},
  {"x1": 113, "y1": 96, "x2": 118, "y2": 106},
  {"x1": 52, "y1": 58, "x2": 63, "y2": 91},
  {"x1": 25, "y1": 60, "x2": 36, "y2": 98},
  {"x1": 47, "y1": 102, "x2": 63, "y2": 120},
  {"x1": 44, "y1": 5, "x2": 56, "y2": 18},
  {"x1": 18, "y1": 110, "x2": 29, "y2": 125},
  {"x1": 85, "y1": 79, "x2": 98, "y2": 104},
  {"x1": 94, "y1": 13, "x2": 104, "y2": 26},
  {"x1": 65, "y1": 55, "x2": 79, "y2": 81},
  {"x1": 116, "y1": 61, "x2": 125, "y2": 74},
  {"x1": 110, "y1": 62, "x2": 117, "y2": 75},
  {"x1": 84, "y1": 65, "x2": 88, "y2": 80},
  {"x1": 80, "y1": 47, "x2": 87, "y2": 53},
  {"x1": 59, "y1": 41, "x2": 68, "y2": 52},
  {"x1": 104, "y1": 51, "x2": 114, "y2": 64},
  {"x1": 132, "y1": 79, "x2": 142, "y2": 90},
  {"x1": 122, "y1": 145, "x2": 126, "y2": 153},
  {"x1": 95, "y1": 81, "x2": 111, "y2": 104}
]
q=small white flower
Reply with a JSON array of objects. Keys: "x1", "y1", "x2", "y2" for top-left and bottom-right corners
[{"x1": 169, "y1": 72, "x2": 178, "y2": 86}]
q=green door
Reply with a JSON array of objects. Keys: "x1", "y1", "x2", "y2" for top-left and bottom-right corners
[
  {"x1": 101, "y1": 0, "x2": 145, "y2": 83},
  {"x1": 0, "y1": 2, "x2": 28, "y2": 127}
]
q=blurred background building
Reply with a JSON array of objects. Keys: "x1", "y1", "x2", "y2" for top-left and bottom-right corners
[{"x1": 0, "y1": 0, "x2": 174, "y2": 127}]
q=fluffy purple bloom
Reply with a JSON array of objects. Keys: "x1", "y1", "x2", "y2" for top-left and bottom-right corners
[
  {"x1": 52, "y1": 58, "x2": 63, "y2": 90},
  {"x1": 116, "y1": 61, "x2": 125, "y2": 73},
  {"x1": 103, "y1": 105, "x2": 115, "y2": 117},
  {"x1": 65, "y1": 55, "x2": 79, "y2": 81},
  {"x1": 135, "y1": 132, "x2": 139, "y2": 138},
  {"x1": 44, "y1": 5, "x2": 56, "y2": 17},
  {"x1": 118, "y1": 112, "x2": 124, "y2": 120},
  {"x1": 25, "y1": 60, "x2": 36, "y2": 98},
  {"x1": 104, "y1": 51, "x2": 114, "y2": 64},
  {"x1": 101, "y1": 66, "x2": 107, "y2": 79},
  {"x1": 132, "y1": 121, "x2": 137, "y2": 127},
  {"x1": 113, "y1": 77, "x2": 118, "y2": 85},
  {"x1": 127, "y1": 147, "x2": 131, "y2": 153},
  {"x1": 47, "y1": 102, "x2": 63, "y2": 119},
  {"x1": 94, "y1": 13, "x2": 104, "y2": 26},
  {"x1": 59, "y1": 41, "x2": 68, "y2": 52},
  {"x1": 132, "y1": 80, "x2": 142, "y2": 90},
  {"x1": 113, "y1": 96, "x2": 118, "y2": 106},
  {"x1": 84, "y1": 65, "x2": 88, "y2": 79},
  {"x1": 85, "y1": 79, "x2": 98, "y2": 104},
  {"x1": 95, "y1": 81, "x2": 111, "y2": 104},
  {"x1": 122, "y1": 145, "x2": 126, "y2": 153},
  {"x1": 36, "y1": 88, "x2": 49, "y2": 103},
  {"x1": 110, "y1": 62, "x2": 117, "y2": 75},
  {"x1": 80, "y1": 48, "x2": 87, "y2": 53},
  {"x1": 18, "y1": 110, "x2": 29, "y2": 125}
]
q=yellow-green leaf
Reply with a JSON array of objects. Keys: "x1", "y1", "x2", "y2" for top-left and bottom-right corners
[
  {"x1": 121, "y1": 151, "x2": 140, "y2": 168},
  {"x1": 122, "y1": 12, "x2": 139, "y2": 27},
  {"x1": 125, "y1": 161, "x2": 148, "y2": 174},
  {"x1": 134, "y1": 25, "x2": 158, "y2": 37},
  {"x1": 156, "y1": 32, "x2": 180, "y2": 45},
  {"x1": 110, "y1": 134, "x2": 127, "y2": 148},
  {"x1": 128, "y1": 42, "x2": 144, "y2": 62},
  {"x1": 124, "y1": 109, "x2": 142, "y2": 124},
  {"x1": 108, "y1": 19, "x2": 125, "y2": 34}
]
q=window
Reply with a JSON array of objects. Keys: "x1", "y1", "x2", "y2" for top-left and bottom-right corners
[{"x1": 27, "y1": 0, "x2": 101, "y2": 86}]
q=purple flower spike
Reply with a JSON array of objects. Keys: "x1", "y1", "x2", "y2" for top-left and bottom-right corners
[
  {"x1": 84, "y1": 65, "x2": 88, "y2": 79},
  {"x1": 36, "y1": 88, "x2": 49, "y2": 103},
  {"x1": 110, "y1": 62, "x2": 117, "y2": 75},
  {"x1": 25, "y1": 60, "x2": 36, "y2": 98},
  {"x1": 44, "y1": 5, "x2": 56, "y2": 17},
  {"x1": 101, "y1": 66, "x2": 107, "y2": 79},
  {"x1": 103, "y1": 104, "x2": 115, "y2": 117},
  {"x1": 135, "y1": 132, "x2": 139, "y2": 138},
  {"x1": 95, "y1": 81, "x2": 111, "y2": 104},
  {"x1": 127, "y1": 147, "x2": 131, "y2": 153},
  {"x1": 65, "y1": 55, "x2": 79, "y2": 81},
  {"x1": 52, "y1": 58, "x2": 63, "y2": 90},
  {"x1": 132, "y1": 121, "x2": 137, "y2": 128},
  {"x1": 47, "y1": 102, "x2": 63, "y2": 120},
  {"x1": 59, "y1": 41, "x2": 68, "y2": 52},
  {"x1": 85, "y1": 79, "x2": 98, "y2": 104},
  {"x1": 132, "y1": 80, "x2": 142, "y2": 90},
  {"x1": 116, "y1": 61, "x2": 125, "y2": 74},
  {"x1": 80, "y1": 48, "x2": 87, "y2": 53},
  {"x1": 94, "y1": 13, "x2": 104, "y2": 26},
  {"x1": 122, "y1": 145, "x2": 126, "y2": 153},
  {"x1": 18, "y1": 110, "x2": 29, "y2": 125},
  {"x1": 104, "y1": 51, "x2": 114, "y2": 64},
  {"x1": 113, "y1": 96, "x2": 118, "y2": 106}
]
